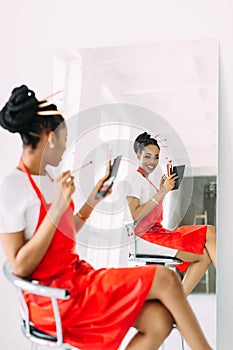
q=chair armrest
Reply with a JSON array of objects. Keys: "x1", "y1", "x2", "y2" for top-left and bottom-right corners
[
  {"x1": 3, "y1": 261, "x2": 70, "y2": 300},
  {"x1": 135, "y1": 254, "x2": 183, "y2": 265}
]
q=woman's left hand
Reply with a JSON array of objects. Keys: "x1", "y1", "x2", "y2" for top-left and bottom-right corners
[{"x1": 87, "y1": 161, "x2": 113, "y2": 207}]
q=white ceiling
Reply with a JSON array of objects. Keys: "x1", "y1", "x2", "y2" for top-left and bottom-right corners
[{"x1": 77, "y1": 39, "x2": 218, "y2": 175}]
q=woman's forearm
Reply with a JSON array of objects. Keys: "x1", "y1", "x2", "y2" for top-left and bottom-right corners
[
  {"x1": 74, "y1": 200, "x2": 95, "y2": 232},
  {"x1": 131, "y1": 188, "x2": 167, "y2": 222}
]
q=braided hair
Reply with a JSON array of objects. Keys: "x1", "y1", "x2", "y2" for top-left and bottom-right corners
[
  {"x1": 0, "y1": 85, "x2": 64, "y2": 149},
  {"x1": 134, "y1": 132, "x2": 160, "y2": 154}
]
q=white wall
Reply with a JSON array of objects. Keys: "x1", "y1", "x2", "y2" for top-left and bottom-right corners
[{"x1": 0, "y1": 1, "x2": 232, "y2": 348}]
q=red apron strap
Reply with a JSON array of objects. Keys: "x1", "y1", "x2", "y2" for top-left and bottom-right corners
[
  {"x1": 137, "y1": 167, "x2": 159, "y2": 191},
  {"x1": 18, "y1": 158, "x2": 45, "y2": 202}
]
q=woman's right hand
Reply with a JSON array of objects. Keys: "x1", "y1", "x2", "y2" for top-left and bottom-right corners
[
  {"x1": 52, "y1": 171, "x2": 76, "y2": 214},
  {"x1": 161, "y1": 173, "x2": 177, "y2": 193}
]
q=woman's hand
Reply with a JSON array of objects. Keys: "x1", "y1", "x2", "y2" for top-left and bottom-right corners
[
  {"x1": 86, "y1": 159, "x2": 113, "y2": 205},
  {"x1": 160, "y1": 174, "x2": 167, "y2": 189},
  {"x1": 52, "y1": 170, "x2": 75, "y2": 214},
  {"x1": 161, "y1": 173, "x2": 177, "y2": 193},
  {"x1": 87, "y1": 170, "x2": 113, "y2": 207},
  {"x1": 74, "y1": 161, "x2": 113, "y2": 231}
]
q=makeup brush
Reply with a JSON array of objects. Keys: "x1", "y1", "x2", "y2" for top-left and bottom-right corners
[{"x1": 71, "y1": 160, "x2": 93, "y2": 174}]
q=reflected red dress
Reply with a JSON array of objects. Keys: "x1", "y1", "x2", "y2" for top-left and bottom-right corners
[
  {"x1": 134, "y1": 168, "x2": 207, "y2": 273},
  {"x1": 21, "y1": 162, "x2": 156, "y2": 350}
]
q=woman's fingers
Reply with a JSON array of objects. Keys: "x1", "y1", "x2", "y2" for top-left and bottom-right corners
[
  {"x1": 54, "y1": 170, "x2": 70, "y2": 182},
  {"x1": 106, "y1": 159, "x2": 111, "y2": 173},
  {"x1": 54, "y1": 171, "x2": 75, "y2": 193},
  {"x1": 63, "y1": 173, "x2": 74, "y2": 185},
  {"x1": 163, "y1": 173, "x2": 178, "y2": 191},
  {"x1": 55, "y1": 171, "x2": 74, "y2": 184}
]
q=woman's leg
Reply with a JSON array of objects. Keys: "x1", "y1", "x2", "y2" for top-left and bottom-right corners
[
  {"x1": 126, "y1": 300, "x2": 173, "y2": 350},
  {"x1": 146, "y1": 266, "x2": 212, "y2": 350},
  {"x1": 175, "y1": 248, "x2": 211, "y2": 295},
  {"x1": 205, "y1": 225, "x2": 216, "y2": 267}
]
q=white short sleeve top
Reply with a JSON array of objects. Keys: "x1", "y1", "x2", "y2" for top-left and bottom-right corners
[
  {"x1": 124, "y1": 170, "x2": 156, "y2": 205},
  {"x1": 0, "y1": 168, "x2": 53, "y2": 240}
]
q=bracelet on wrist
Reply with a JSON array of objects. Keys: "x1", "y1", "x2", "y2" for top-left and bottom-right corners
[
  {"x1": 151, "y1": 197, "x2": 159, "y2": 205},
  {"x1": 77, "y1": 211, "x2": 89, "y2": 222}
]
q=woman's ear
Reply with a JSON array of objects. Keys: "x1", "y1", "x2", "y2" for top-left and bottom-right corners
[
  {"x1": 136, "y1": 152, "x2": 141, "y2": 160},
  {"x1": 47, "y1": 131, "x2": 55, "y2": 149}
]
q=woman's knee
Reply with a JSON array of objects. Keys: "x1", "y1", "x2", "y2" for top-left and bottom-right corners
[{"x1": 148, "y1": 266, "x2": 182, "y2": 300}]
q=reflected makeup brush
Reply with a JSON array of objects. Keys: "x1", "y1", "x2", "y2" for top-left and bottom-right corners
[
  {"x1": 166, "y1": 160, "x2": 173, "y2": 176},
  {"x1": 43, "y1": 90, "x2": 63, "y2": 100}
]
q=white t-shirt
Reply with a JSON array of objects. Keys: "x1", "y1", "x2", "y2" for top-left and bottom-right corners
[
  {"x1": 124, "y1": 169, "x2": 178, "y2": 256},
  {"x1": 124, "y1": 170, "x2": 157, "y2": 204},
  {"x1": 0, "y1": 168, "x2": 53, "y2": 240}
]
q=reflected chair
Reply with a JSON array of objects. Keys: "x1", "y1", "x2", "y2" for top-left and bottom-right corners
[
  {"x1": 125, "y1": 221, "x2": 183, "y2": 269},
  {"x1": 125, "y1": 221, "x2": 185, "y2": 350},
  {"x1": 3, "y1": 261, "x2": 78, "y2": 350}
]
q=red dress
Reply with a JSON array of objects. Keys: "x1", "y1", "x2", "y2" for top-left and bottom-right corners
[
  {"x1": 20, "y1": 162, "x2": 156, "y2": 350},
  {"x1": 135, "y1": 168, "x2": 207, "y2": 273}
]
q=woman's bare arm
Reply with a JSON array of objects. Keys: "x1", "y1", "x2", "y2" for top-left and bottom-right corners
[
  {"x1": 127, "y1": 174, "x2": 176, "y2": 222},
  {"x1": 0, "y1": 206, "x2": 62, "y2": 278},
  {"x1": 0, "y1": 171, "x2": 75, "y2": 278}
]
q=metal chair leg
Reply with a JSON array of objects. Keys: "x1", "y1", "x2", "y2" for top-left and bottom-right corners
[
  {"x1": 206, "y1": 269, "x2": 210, "y2": 293},
  {"x1": 181, "y1": 332, "x2": 185, "y2": 350},
  {"x1": 160, "y1": 341, "x2": 165, "y2": 350},
  {"x1": 31, "y1": 343, "x2": 38, "y2": 350}
]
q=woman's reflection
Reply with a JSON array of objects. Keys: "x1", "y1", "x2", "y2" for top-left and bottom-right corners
[{"x1": 125, "y1": 131, "x2": 216, "y2": 296}]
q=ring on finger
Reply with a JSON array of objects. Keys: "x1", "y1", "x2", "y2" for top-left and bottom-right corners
[{"x1": 66, "y1": 176, "x2": 72, "y2": 183}]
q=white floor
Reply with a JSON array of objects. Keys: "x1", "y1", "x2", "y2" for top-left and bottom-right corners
[{"x1": 120, "y1": 293, "x2": 216, "y2": 350}]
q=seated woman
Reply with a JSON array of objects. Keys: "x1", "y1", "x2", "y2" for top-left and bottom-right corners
[
  {"x1": 125, "y1": 132, "x2": 216, "y2": 296},
  {"x1": 0, "y1": 86, "x2": 212, "y2": 350}
]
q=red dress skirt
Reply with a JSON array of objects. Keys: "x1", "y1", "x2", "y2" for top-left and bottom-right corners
[
  {"x1": 21, "y1": 163, "x2": 156, "y2": 350},
  {"x1": 135, "y1": 201, "x2": 207, "y2": 273}
]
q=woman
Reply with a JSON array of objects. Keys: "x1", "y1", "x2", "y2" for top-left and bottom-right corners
[
  {"x1": 0, "y1": 85, "x2": 212, "y2": 350},
  {"x1": 125, "y1": 132, "x2": 216, "y2": 296}
]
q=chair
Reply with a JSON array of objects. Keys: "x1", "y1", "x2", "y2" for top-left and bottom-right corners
[
  {"x1": 125, "y1": 221, "x2": 185, "y2": 350},
  {"x1": 193, "y1": 210, "x2": 208, "y2": 226},
  {"x1": 193, "y1": 210, "x2": 210, "y2": 293},
  {"x1": 3, "y1": 261, "x2": 78, "y2": 350},
  {"x1": 125, "y1": 221, "x2": 183, "y2": 270}
]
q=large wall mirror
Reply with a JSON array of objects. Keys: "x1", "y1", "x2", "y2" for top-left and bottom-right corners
[{"x1": 53, "y1": 40, "x2": 218, "y2": 286}]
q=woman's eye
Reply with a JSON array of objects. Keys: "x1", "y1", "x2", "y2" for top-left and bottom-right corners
[{"x1": 144, "y1": 155, "x2": 159, "y2": 160}]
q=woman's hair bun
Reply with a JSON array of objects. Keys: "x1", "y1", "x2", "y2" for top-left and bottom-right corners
[
  {"x1": 0, "y1": 85, "x2": 38, "y2": 133},
  {"x1": 134, "y1": 132, "x2": 151, "y2": 153},
  {"x1": 135, "y1": 132, "x2": 150, "y2": 144},
  {"x1": 134, "y1": 132, "x2": 159, "y2": 153}
]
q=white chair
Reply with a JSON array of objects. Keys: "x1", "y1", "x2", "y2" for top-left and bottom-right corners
[
  {"x1": 125, "y1": 221, "x2": 183, "y2": 270},
  {"x1": 3, "y1": 261, "x2": 78, "y2": 350},
  {"x1": 125, "y1": 221, "x2": 185, "y2": 350}
]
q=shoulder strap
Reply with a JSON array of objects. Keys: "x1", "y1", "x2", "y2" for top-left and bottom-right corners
[
  {"x1": 137, "y1": 167, "x2": 159, "y2": 191},
  {"x1": 18, "y1": 158, "x2": 45, "y2": 202}
]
